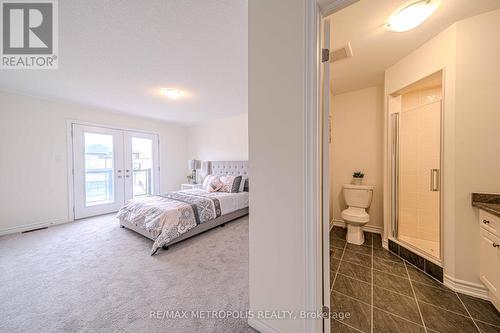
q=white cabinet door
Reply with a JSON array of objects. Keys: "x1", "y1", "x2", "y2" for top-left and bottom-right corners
[
  {"x1": 73, "y1": 125, "x2": 125, "y2": 219},
  {"x1": 479, "y1": 228, "x2": 500, "y2": 299}
]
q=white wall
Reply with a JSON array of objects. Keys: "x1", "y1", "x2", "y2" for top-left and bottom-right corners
[
  {"x1": 0, "y1": 90, "x2": 188, "y2": 235},
  {"x1": 385, "y1": 8, "x2": 500, "y2": 288},
  {"x1": 330, "y1": 86, "x2": 384, "y2": 231},
  {"x1": 453, "y1": 9, "x2": 500, "y2": 284},
  {"x1": 249, "y1": 0, "x2": 314, "y2": 332},
  {"x1": 187, "y1": 113, "x2": 248, "y2": 161}
]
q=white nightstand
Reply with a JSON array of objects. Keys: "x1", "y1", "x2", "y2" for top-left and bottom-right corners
[{"x1": 181, "y1": 183, "x2": 203, "y2": 190}]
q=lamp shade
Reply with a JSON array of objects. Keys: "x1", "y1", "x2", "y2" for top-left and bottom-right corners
[{"x1": 188, "y1": 159, "x2": 201, "y2": 170}]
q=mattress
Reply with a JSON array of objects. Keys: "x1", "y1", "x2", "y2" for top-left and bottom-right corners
[{"x1": 178, "y1": 189, "x2": 249, "y2": 215}]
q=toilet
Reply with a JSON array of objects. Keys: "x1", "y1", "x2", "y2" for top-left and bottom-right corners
[{"x1": 341, "y1": 184, "x2": 374, "y2": 245}]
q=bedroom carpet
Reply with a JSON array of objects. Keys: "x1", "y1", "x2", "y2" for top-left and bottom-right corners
[{"x1": 0, "y1": 214, "x2": 256, "y2": 333}]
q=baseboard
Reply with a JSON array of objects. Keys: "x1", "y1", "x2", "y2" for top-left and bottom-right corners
[
  {"x1": 382, "y1": 238, "x2": 389, "y2": 250},
  {"x1": 331, "y1": 219, "x2": 383, "y2": 235},
  {"x1": 0, "y1": 218, "x2": 69, "y2": 236},
  {"x1": 248, "y1": 318, "x2": 282, "y2": 333},
  {"x1": 444, "y1": 274, "x2": 489, "y2": 301}
]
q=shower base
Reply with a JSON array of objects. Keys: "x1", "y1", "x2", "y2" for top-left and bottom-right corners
[{"x1": 398, "y1": 235, "x2": 439, "y2": 258}]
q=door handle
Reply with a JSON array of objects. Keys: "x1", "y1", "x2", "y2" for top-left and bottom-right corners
[
  {"x1": 493, "y1": 243, "x2": 500, "y2": 248},
  {"x1": 430, "y1": 169, "x2": 439, "y2": 191}
]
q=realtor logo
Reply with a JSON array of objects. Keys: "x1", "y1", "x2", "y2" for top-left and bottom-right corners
[{"x1": 1, "y1": 0, "x2": 58, "y2": 69}]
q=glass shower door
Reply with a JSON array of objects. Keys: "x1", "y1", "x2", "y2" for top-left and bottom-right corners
[{"x1": 397, "y1": 100, "x2": 441, "y2": 259}]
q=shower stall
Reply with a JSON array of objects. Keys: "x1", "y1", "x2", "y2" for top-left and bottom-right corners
[{"x1": 389, "y1": 71, "x2": 443, "y2": 263}]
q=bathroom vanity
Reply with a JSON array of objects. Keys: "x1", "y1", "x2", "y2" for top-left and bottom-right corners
[{"x1": 472, "y1": 193, "x2": 500, "y2": 311}]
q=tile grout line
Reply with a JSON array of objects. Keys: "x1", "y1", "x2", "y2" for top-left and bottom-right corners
[
  {"x1": 404, "y1": 260, "x2": 428, "y2": 333},
  {"x1": 331, "y1": 289, "x2": 429, "y2": 329},
  {"x1": 455, "y1": 292, "x2": 482, "y2": 332},
  {"x1": 332, "y1": 318, "x2": 365, "y2": 333},
  {"x1": 331, "y1": 237, "x2": 348, "y2": 293},
  {"x1": 336, "y1": 272, "x2": 370, "y2": 285},
  {"x1": 370, "y1": 233, "x2": 374, "y2": 333},
  {"x1": 416, "y1": 298, "x2": 484, "y2": 319},
  {"x1": 475, "y1": 319, "x2": 500, "y2": 329}
]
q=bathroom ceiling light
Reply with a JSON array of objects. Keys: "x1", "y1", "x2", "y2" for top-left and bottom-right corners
[
  {"x1": 160, "y1": 88, "x2": 184, "y2": 99},
  {"x1": 387, "y1": 0, "x2": 438, "y2": 32}
]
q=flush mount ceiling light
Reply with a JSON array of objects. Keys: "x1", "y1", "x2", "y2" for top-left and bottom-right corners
[
  {"x1": 387, "y1": 0, "x2": 439, "y2": 32},
  {"x1": 160, "y1": 88, "x2": 184, "y2": 99}
]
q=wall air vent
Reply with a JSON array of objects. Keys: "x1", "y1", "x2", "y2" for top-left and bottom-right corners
[{"x1": 330, "y1": 42, "x2": 353, "y2": 63}]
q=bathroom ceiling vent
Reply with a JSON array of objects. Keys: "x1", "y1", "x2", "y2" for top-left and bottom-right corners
[{"x1": 330, "y1": 42, "x2": 353, "y2": 63}]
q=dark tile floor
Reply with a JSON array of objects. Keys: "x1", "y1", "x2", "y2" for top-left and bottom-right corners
[{"x1": 330, "y1": 226, "x2": 500, "y2": 333}]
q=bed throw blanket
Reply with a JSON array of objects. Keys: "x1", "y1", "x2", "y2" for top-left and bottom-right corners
[{"x1": 116, "y1": 192, "x2": 221, "y2": 255}]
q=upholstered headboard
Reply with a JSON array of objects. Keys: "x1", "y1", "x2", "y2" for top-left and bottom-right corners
[{"x1": 208, "y1": 161, "x2": 249, "y2": 191}]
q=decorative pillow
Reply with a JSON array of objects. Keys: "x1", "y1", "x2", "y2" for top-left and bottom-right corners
[
  {"x1": 207, "y1": 176, "x2": 223, "y2": 192},
  {"x1": 202, "y1": 175, "x2": 213, "y2": 190},
  {"x1": 220, "y1": 175, "x2": 242, "y2": 193},
  {"x1": 238, "y1": 177, "x2": 248, "y2": 192}
]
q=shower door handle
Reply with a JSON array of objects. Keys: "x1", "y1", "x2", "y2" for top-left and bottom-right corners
[{"x1": 430, "y1": 169, "x2": 440, "y2": 191}]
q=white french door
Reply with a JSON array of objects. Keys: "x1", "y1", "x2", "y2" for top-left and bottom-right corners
[
  {"x1": 123, "y1": 131, "x2": 160, "y2": 201},
  {"x1": 72, "y1": 124, "x2": 159, "y2": 219}
]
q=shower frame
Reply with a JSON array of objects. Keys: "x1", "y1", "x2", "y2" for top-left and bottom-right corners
[{"x1": 387, "y1": 69, "x2": 445, "y2": 265}]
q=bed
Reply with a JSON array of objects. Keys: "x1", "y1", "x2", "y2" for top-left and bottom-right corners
[{"x1": 117, "y1": 161, "x2": 249, "y2": 255}]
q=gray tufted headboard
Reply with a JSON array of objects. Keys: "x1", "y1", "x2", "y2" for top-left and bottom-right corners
[{"x1": 208, "y1": 161, "x2": 249, "y2": 191}]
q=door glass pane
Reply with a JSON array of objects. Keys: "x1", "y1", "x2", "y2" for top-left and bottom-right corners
[
  {"x1": 84, "y1": 133, "x2": 114, "y2": 206},
  {"x1": 131, "y1": 137, "x2": 153, "y2": 197}
]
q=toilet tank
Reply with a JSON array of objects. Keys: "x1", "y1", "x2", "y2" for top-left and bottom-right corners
[{"x1": 343, "y1": 184, "x2": 374, "y2": 208}]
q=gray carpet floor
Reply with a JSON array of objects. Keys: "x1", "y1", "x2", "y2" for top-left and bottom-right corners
[{"x1": 0, "y1": 214, "x2": 256, "y2": 333}]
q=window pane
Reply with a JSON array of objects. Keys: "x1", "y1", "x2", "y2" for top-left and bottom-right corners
[
  {"x1": 84, "y1": 133, "x2": 114, "y2": 206},
  {"x1": 132, "y1": 137, "x2": 153, "y2": 197}
]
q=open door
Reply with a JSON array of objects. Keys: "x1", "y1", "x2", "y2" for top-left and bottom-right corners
[{"x1": 321, "y1": 17, "x2": 331, "y2": 332}]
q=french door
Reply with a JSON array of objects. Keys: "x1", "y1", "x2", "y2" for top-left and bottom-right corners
[{"x1": 72, "y1": 124, "x2": 159, "y2": 219}]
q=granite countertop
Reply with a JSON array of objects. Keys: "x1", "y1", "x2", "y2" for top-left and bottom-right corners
[{"x1": 472, "y1": 193, "x2": 500, "y2": 218}]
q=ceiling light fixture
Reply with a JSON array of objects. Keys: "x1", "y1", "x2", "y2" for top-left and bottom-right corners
[
  {"x1": 161, "y1": 88, "x2": 184, "y2": 99},
  {"x1": 387, "y1": 0, "x2": 438, "y2": 32}
]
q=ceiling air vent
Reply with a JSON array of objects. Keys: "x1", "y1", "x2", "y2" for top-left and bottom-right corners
[{"x1": 330, "y1": 42, "x2": 353, "y2": 63}]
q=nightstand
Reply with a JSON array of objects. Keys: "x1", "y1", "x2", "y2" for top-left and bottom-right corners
[{"x1": 181, "y1": 183, "x2": 203, "y2": 190}]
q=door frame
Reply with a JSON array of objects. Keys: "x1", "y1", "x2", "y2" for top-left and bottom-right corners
[
  {"x1": 385, "y1": 69, "x2": 446, "y2": 265},
  {"x1": 66, "y1": 120, "x2": 161, "y2": 222},
  {"x1": 304, "y1": 1, "x2": 358, "y2": 332}
]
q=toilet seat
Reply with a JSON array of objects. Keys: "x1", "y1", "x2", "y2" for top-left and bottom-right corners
[{"x1": 341, "y1": 207, "x2": 369, "y2": 224}]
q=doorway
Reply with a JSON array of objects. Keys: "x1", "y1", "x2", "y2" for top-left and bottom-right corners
[
  {"x1": 388, "y1": 71, "x2": 443, "y2": 262},
  {"x1": 72, "y1": 124, "x2": 159, "y2": 219}
]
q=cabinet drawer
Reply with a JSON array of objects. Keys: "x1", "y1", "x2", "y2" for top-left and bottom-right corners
[
  {"x1": 479, "y1": 210, "x2": 500, "y2": 238},
  {"x1": 479, "y1": 228, "x2": 500, "y2": 299}
]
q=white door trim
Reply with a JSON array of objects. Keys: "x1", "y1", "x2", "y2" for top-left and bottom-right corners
[
  {"x1": 66, "y1": 120, "x2": 161, "y2": 222},
  {"x1": 304, "y1": 1, "x2": 322, "y2": 333}
]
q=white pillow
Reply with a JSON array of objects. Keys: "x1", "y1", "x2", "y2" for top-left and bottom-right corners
[
  {"x1": 202, "y1": 175, "x2": 213, "y2": 190},
  {"x1": 207, "y1": 176, "x2": 223, "y2": 192}
]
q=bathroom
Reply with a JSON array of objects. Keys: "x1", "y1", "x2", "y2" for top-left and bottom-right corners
[{"x1": 327, "y1": 1, "x2": 500, "y2": 332}]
